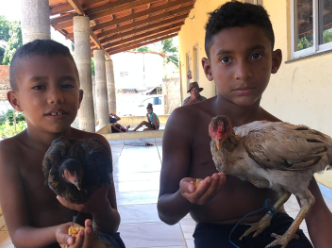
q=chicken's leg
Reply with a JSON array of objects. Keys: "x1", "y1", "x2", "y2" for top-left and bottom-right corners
[
  {"x1": 266, "y1": 189, "x2": 315, "y2": 248},
  {"x1": 240, "y1": 191, "x2": 291, "y2": 240}
]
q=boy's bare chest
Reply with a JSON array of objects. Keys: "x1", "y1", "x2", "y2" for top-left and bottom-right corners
[{"x1": 19, "y1": 151, "x2": 72, "y2": 225}]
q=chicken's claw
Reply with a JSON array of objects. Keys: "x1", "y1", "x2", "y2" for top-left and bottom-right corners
[
  {"x1": 265, "y1": 233, "x2": 299, "y2": 248},
  {"x1": 239, "y1": 214, "x2": 272, "y2": 240}
]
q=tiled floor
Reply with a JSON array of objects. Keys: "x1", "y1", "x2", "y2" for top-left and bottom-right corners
[{"x1": 1, "y1": 137, "x2": 332, "y2": 248}]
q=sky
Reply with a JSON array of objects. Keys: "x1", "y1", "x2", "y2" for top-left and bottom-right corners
[{"x1": 0, "y1": 0, "x2": 21, "y2": 21}]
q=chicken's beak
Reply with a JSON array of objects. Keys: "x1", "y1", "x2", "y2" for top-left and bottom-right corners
[
  {"x1": 215, "y1": 140, "x2": 221, "y2": 150},
  {"x1": 73, "y1": 181, "x2": 81, "y2": 191}
]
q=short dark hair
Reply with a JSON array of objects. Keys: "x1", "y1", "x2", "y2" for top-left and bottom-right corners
[
  {"x1": 10, "y1": 39, "x2": 77, "y2": 91},
  {"x1": 204, "y1": 1, "x2": 275, "y2": 58},
  {"x1": 147, "y1": 103, "x2": 153, "y2": 110}
]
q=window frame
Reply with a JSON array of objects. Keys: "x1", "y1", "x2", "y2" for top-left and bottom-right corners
[{"x1": 291, "y1": 0, "x2": 332, "y2": 59}]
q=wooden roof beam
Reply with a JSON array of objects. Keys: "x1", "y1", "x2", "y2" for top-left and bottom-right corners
[
  {"x1": 53, "y1": 0, "x2": 160, "y2": 28},
  {"x1": 64, "y1": 7, "x2": 190, "y2": 39},
  {"x1": 91, "y1": 0, "x2": 193, "y2": 32},
  {"x1": 99, "y1": 18, "x2": 184, "y2": 44},
  {"x1": 66, "y1": 0, "x2": 84, "y2": 15},
  {"x1": 102, "y1": 25, "x2": 181, "y2": 50},
  {"x1": 64, "y1": 0, "x2": 106, "y2": 57},
  {"x1": 96, "y1": 12, "x2": 188, "y2": 39},
  {"x1": 106, "y1": 33, "x2": 177, "y2": 55},
  {"x1": 54, "y1": 0, "x2": 193, "y2": 30},
  {"x1": 50, "y1": 0, "x2": 106, "y2": 15}
]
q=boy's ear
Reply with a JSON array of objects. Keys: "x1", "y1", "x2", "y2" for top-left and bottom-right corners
[
  {"x1": 202, "y1": 57, "x2": 214, "y2": 81},
  {"x1": 78, "y1": 89, "x2": 84, "y2": 107},
  {"x1": 271, "y1": 49, "x2": 282, "y2": 74},
  {"x1": 7, "y1": 91, "x2": 23, "y2": 112}
]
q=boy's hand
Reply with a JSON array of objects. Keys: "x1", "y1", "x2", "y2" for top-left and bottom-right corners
[
  {"x1": 179, "y1": 173, "x2": 226, "y2": 205},
  {"x1": 56, "y1": 185, "x2": 109, "y2": 214},
  {"x1": 57, "y1": 220, "x2": 94, "y2": 248}
]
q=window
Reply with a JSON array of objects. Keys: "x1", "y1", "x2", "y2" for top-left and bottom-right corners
[
  {"x1": 291, "y1": 0, "x2": 332, "y2": 59},
  {"x1": 243, "y1": 0, "x2": 263, "y2": 5},
  {"x1": 193, "y1": 45, "x2": 199, "y2": 82},
  {"x1": 186, "y1": 52, "x2": 191, "y2": 89}
]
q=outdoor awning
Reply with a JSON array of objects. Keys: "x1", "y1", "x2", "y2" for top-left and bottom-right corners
[{"x1": 49, "y1": 0, "x2": 196, "y2": 56}]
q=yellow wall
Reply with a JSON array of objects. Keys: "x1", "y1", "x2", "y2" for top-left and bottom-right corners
[{"x1": 178, "y1": 0, "x2": 332, "y2": 188}]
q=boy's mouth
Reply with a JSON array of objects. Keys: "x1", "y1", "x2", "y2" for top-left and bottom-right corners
[{"x1": 45, "y1": 110, "x2": 68, "y2": 116}]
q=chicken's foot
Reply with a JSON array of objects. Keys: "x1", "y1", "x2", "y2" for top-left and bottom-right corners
[
  {"x1": 266, "y1": 189, "x2": 315, "y2": 248},
  {"x1": 240, "y1": 191, "x2": 291, "y2": 240}
]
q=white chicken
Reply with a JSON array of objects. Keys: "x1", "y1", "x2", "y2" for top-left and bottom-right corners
[{"x1": 209, "y1": 115, "x2": 332, "y2": 248}]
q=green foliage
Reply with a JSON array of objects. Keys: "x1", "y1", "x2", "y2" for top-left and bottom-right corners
[
  {"x1": 0, "y1": 109, "x2": 25, "y2": 126},
  {"x1": 91, "y1": 58, "x2": 95, "y2": 76},
  {"x1": 2, "y1": 20, "x2": 22, "y2": 65},
  {"x1": 297, "y1": 36, "x2": 312, "y2": 51},
  {"x1": 0, "y1": 121, "x2": 27, "y2": 138},
  {"x1": 161, "y1": 38, "x2": 178, "y2": 67},
  {"x1": 132, "y1": 46, "x2": 150, "y2": 52},
  {"x1": 323, "y1": 29, "x2": 332, "y2": 44},
  {"x1": 0, "y1": 16, "x2": 10, "y2": 41},
  {"x1": 0, "y1": 110, "x2": 26, "y2": 138}
]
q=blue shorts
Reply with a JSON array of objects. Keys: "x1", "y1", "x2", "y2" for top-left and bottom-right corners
[
  {"x1": 193, "y1": 213, "x2": 313, "y2": 248},
  {"x1": 96, "y1": 231, "x2": 126, "y2": 248}
]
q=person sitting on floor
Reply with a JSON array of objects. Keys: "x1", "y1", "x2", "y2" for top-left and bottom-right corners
[
  {"x1": 109, "y1": 113, "x2": 130, "y2": 133},
  {"x1": 132, "y1": 103, "x2": 160, "y2": 132}
]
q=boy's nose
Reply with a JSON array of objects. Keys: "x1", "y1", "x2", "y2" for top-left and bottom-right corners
[
  {"x1": 47, "y1": 89, "x2": 65, "y2": 104},
  {"x1": 234, "y1": 61, "x2": 253, "y2": 81}
]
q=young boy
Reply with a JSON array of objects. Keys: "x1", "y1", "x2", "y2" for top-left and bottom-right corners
[
  {"x1": 0, "y1": 40, "x2": 125, "y2": 248},
  {"x1": 158, "y1": 2, "x2": 332, "y2": 248}
]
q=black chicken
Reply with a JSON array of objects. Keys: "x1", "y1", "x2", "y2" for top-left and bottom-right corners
[{"x1": 42, "y1": 137, "x2": 112, "y2": 204}]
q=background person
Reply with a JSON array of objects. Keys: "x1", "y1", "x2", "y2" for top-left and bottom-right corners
[
  {"x1": 132, "y1": 103, "x2": 160, "y2": 132},
  {"x1": 109, "y1": 113, "x2": 129, "y2": 133},
  {"x1": 182, "y1": 82, "x2": 207, "y2": 106}
]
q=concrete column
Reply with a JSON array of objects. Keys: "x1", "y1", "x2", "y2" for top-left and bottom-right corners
[
  {"x1": 106, "y1": 59, "x2": 117, "y2": 114},
  {"x1": 20, "y1": 0, "x2": 51, "y2": 44},
  {"x1": 94, "y1": 49, "x2": 109, "y2": 127},
  {"x1": 74, "y1": 16, "x2": 95, "y2": 132}
]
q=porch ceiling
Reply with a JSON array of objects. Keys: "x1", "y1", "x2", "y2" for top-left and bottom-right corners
[{"x1": 49, "y1": 0, "x2": 196, "y2": 56}]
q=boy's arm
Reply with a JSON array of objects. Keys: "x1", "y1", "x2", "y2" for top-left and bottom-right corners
[
  {"x1": 157, "y1": 108, "x2": 194, "y2": 224},
  {"x1": 0, "y1": 139, "x2": 79, "y2": 247},
  {"x1": 157, "y1": 108, "x2": 225, "y2": 225},
  {"x1": 304, "y1": 179, "x2": 332, "y2": 248}
]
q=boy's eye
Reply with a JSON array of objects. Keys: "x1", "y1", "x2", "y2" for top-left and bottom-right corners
[
  {"x1": 251, "y1": 53, "x2": 263, "y2": 60},
  {"x1": 61, "y1": 84, "x2": 74, "y2": 89},
  {"x1": 220, "y1": 56, "x2": 231, "y2": 64},
  {"x1": 32, "y1": 85, "x2": 45, "y2": 90}
]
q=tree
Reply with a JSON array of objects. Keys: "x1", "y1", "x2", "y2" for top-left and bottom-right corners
[
  {"x1": 2, "y1": 20, "x2": 22, "y2": 65},
  {"x1": 161, "y1": 38, "x2": 178, "y2": 67},
  {"x1": 0, "y1": 16, "x2": 10, "y2": 63}
]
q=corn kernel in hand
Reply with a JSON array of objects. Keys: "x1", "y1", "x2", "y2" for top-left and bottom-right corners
[{"x1": 68, "y1": 225, "x2": 85, "y2": 238}]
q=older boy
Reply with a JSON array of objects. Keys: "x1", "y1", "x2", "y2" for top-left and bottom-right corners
[
  {"x1": 158, "y1": 2, "x2": 332, "y2": 248},
  {"x1": 0, "y1": 40, "x2": 125, "y2": 248}
]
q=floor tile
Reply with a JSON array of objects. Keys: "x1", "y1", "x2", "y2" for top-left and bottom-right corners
[
  {"x1": 116, "y1": 190, "x2": 159, "y2": 205},
  {"x1": 118, "y1": 204, "x2": 160, "y2": 224},
  {"x1": 0, "y1": 231, "x2": 11, "y2": 248},
  {"x1": 119, "y1": 222, "x2": 185, "y2": 248}
]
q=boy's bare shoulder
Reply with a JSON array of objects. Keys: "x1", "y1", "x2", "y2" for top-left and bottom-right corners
[
  {"x1": 166, "y1": 97, "x2": 215, "y2": 136},
  {"x1": 0, "y1": 132, "x2": 27, "y2": 170},
  {"x1": 70, "y1": 128, "x2": 110, "y2": 148}
]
